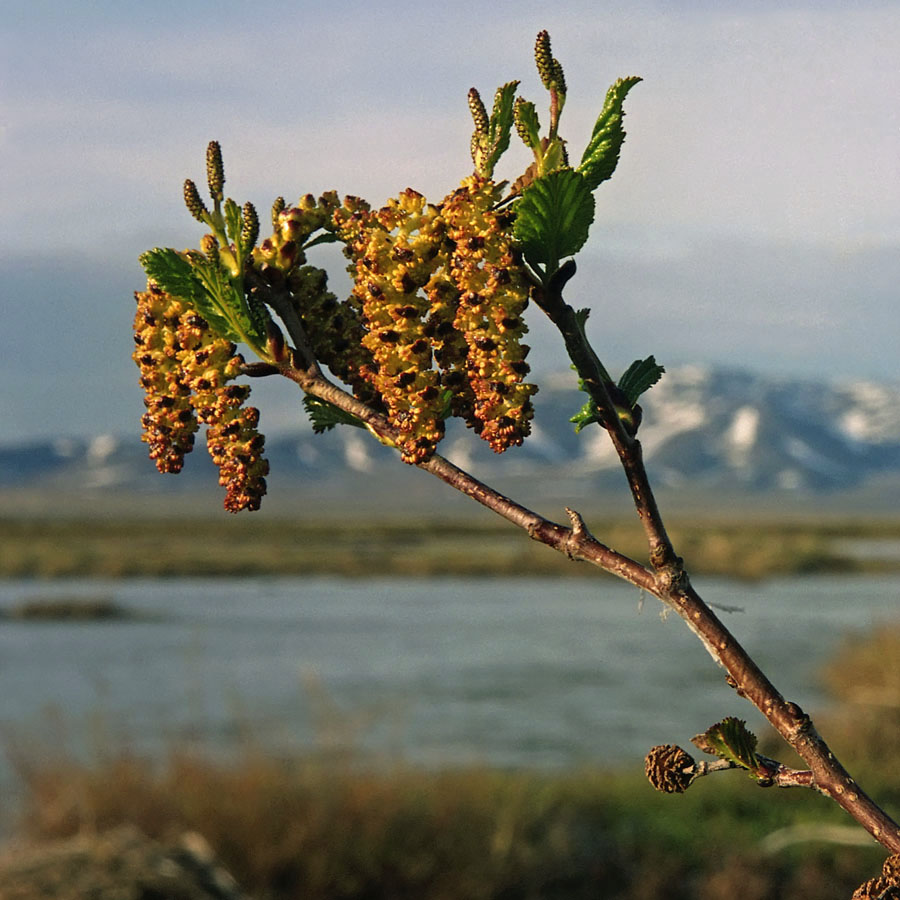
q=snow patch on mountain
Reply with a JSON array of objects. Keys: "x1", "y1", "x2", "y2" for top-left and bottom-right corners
[{"x1": 3, "y1": 367, "x2": 899, "y2": 496}]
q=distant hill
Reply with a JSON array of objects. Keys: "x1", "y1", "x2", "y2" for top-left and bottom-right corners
[{"x1": 3, "y1": 367, "x2": 900, "y2": 514}]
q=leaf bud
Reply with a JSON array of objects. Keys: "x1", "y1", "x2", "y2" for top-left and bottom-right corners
[
  {"x1": 206, "y1": 140, "x2": 225, "y2": 200},
  {"x1": 183, "y1": 179, "x2": 209, "y2": 222},
  {"x1": 266, "y1": 318, "x2": 287, "y2": 363},
  {"x1": 200, "y1": 233, "x2": 219, "y2": 258},
  {"x1": 241, "y1": 362, "x2": 279, "y2": 377}
]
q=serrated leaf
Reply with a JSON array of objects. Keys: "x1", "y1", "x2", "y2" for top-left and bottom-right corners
[
  {"x1": 223, "y1": 198, "x2": 243, "y2": 244},
  {"x1": 577, "y1": 76, "x2": 641, "y2": 192},
  {"x1": 485, "y1": 81, "x2": 519, "y2": 174},
  {"x1": 303, "y1": 396, "x2": 365, "y2": 434},
  {"x1": 140, "y1": 248, "x2": 242, "y2": 343},
  {"x1": 514, "y1": 99, "x2": 541, "y2": 150},
  {"x1": 192, "y1": 261, "x2": 250, "y2": 343},
  {"x1": 303, "y1": 232, "x2": 340, "y2": 251},
  {"x1": 693, "y1": 717, "x2": 759, "y2": 773},
  {"x1": 140, "y1": 248, "x2": 206, "y2": 306},
  {"x1": 617, "y1": 356, "x2": 665, "y2": 407},
  {"x1": 513, "y1": 168, "x2": 595, "y2": 274}
]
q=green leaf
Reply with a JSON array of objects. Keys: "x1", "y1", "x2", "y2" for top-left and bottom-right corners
[
  {"x1": 577, "y1": 76, "x2": 641, "y2": 192},
  {"x1": 139, "y1": 248, "x2": 243, "y2": 344},
  {"x1": 303, "y1": 396, "x2": 366, "y2": 433},
  {"x1": 617, "y1": 356, "x2": 665, "y2": 407},
  {"x1": 140, "y1": 248, "x2": 206, "y2": 306},
  {"x1": 205, "y1": 265, "x2": 265, "y2": 344},
  {"x1": 303, "y1": 232, "x2": 340, "y2": 251},
  {"x1": 485, "y1": 81, "x2": 519, "y2": 174},
  {"x1": 223, "y1": 198, "x2": 243, "y2": 244},
  {"x1": 514, "y1": 98, "x2": 541, "y2": 151},
  {"x1": 513, "y1": 168, "x2": 595, "y2": 274},
  {"x1": 693, "y1": 717, "x2": 759, "y2": 774},
  {"x1": 570, "y1": 399, "x2": 600, "y2": 434}
]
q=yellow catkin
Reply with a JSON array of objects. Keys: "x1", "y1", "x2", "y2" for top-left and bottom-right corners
[
  {"x1": 176, "y1": 314, "x2": 269, "y2": 513},
  {"x1": 133, "y1": 286, "x2": 199, "y2": 473},
  {"x1": 336, "y1": 190, "x2": 448, "y2": 463},
  {"x1": 287, "y1": 265, "x2": 381, "y2": 409},
  {"x1": 252, "y1": 194, "x2": 339, "y2": 275},
  {"x1": 440, "y1": 175, "x2": 537, "y2": 452},
  {"x1": 132, "y1": 281, "x2": 268, "y2": 512}
]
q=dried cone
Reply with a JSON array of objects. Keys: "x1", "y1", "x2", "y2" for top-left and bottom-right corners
[
  {"x1": 133, "y1": 285, "x2": 199, "y2": 473},
  {"x1": 644, "y1": 744, "x2": 696, "y2": 794},
  {"x1": 337, "y1": 190, "x2": 447, "y2": 463},
  {"x1": 440, "y1": 175, "x2": 537, "y2": 452}
]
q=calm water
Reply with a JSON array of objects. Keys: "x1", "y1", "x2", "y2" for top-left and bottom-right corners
[{"x1": 0, "y1": 575, "x2": 898, "y2": 781}]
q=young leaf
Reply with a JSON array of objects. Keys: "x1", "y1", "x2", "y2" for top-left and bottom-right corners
[
  {"x1": 140, "y1": 248, "x2": 204, "y2": 305},
  {"x1": 139, "y1": 248, "x2": 240, "y2": 341},
  {"x1": 485, "y1": 81, "x2": 519, "y2": 174},
  {"x1": 692, "y1": 717, "x2": 760, "y2": 774},
  {"x1": 303, "y1": 232, "x2": 340, "y2": 251},
  {"x1": 224, "y1": 198, "x2": 243, "y2": 245},
  {"x1": 570, "y1": 399, "x2": 600, "y2": 433},
  {"x1": 513, "y1": 168, "x2": 595, "y2": 274},
  {"x1": 577, "y1": 76, "x2": 642, "y2": 192},
  {"x1": 303, "y1": 396, "x2": 366, "y2": 433},
  {"x1": 617, "y1": 356, "x2": 665, "y2": 407},
  {"x1": 514, "y1": 98, "x2": 541, "y2": 151}
]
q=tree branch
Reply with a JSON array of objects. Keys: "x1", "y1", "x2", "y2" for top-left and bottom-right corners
[
  {"x1": 267, "y1": 287, "x2": 900, "y2": 854},
  {"x1": 531, "y1": 274, "x2": 900, "y2": 852}
]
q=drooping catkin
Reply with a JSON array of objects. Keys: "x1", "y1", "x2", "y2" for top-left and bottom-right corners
[
  {"x1": 336, "y1": 190, "x2": 448, "y2": 463},
  {"x1": 440, "y1": 175, "x2": 537, "y2": 452},
  {"x1": 133, "y1": 281, "x2": 268, "y2": 512}
]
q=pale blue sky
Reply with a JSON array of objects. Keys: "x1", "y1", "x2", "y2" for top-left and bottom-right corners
[{"x1": 2, "y1": 1, "x2": 899, "y2": 441}]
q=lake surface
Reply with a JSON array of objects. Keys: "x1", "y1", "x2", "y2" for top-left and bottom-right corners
[{"x1": 1, "y1": 575, "x2": 898, "y2": 784}]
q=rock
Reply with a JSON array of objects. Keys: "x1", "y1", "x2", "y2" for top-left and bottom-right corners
[{"x1": 0, "y1": 826, "x2": 250, "y2": 899}]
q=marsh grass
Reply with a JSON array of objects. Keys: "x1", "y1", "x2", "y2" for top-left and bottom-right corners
[
  {"x1": 2, "y1": 517, "x2": 899, "y2": 580},
  {"x1": 6, "y1": 744, "x2": 887, "y2": 900},
  {"x1": 6, "y1": 627, "x2": 900, "y2": 899}
]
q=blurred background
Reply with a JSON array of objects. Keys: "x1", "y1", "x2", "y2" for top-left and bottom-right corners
[{"x1": 2, "y1": 3, "x2": 900, "y2": 898}]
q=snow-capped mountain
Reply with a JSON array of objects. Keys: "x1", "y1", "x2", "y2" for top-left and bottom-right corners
[{"x1": 3, "y1": 367, "x2": 900, "y2": 498}]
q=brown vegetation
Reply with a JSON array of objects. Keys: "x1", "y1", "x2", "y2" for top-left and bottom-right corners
[
  {"x1": 2, "y1": 517, "x2": 899, "y2": 580},
  {"x1": 4, "y1": 625, "x2": 899, "y2": 899}
]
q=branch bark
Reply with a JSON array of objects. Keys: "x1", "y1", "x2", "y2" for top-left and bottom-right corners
[{"x1": 266, "y1": 288, "x2": 900, "y2": 854}]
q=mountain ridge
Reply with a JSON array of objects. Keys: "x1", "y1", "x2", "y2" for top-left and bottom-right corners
[{"x1": 3, "y1": 366, "x2": 899, "y2": 506}]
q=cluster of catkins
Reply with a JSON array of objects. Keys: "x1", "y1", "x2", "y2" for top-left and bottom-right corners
[
  {"x1": 133, "y1": 283, "x2": 268, "y2": 512},
  {"x1": 135, "y1": 172, "x2": 537, "y2": 507},
  {"x1": 253, "y1": 176, "x2": 536, "y2": 464}
]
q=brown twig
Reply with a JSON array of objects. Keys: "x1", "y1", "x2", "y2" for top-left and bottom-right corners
[
  {"x1": 531, "y1": 265, "x2": 680, "y2": 571},
  {"x1": 266, "y1": 281, "x2": 900, "y2": 853},
  {"x1": 531, "y1": 273, "x2": 900, "y2": 852}
]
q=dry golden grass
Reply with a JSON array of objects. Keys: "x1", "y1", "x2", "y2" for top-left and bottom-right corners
[
  {"x1": 2, "y1": 516, "x2": 898, "y2": 580},
  {"x1": 5, "y1": 626, "x2": 900, "y2": 898}
]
